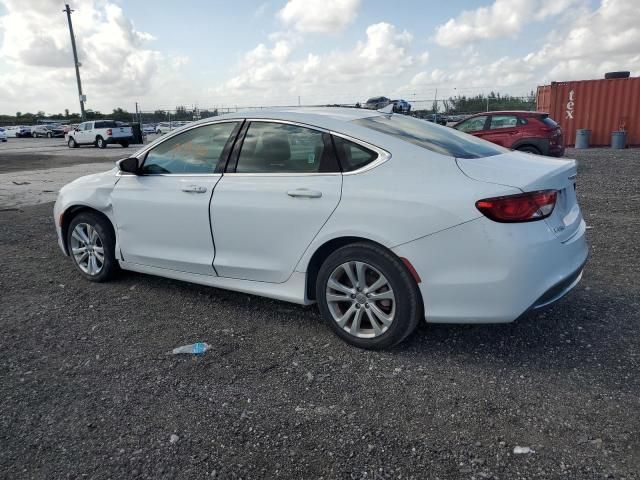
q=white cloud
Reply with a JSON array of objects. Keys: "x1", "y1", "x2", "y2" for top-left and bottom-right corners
[
  {"x1": 278, "y1": 0, "x2": 361, "y2": 34},
  {"x1": 218, "y1": 22, "x2": 414, "y2": 103},
  {"x1": 525, "y1": 0, "x2": 640, "y2": 80},
  {"x1": 0, "y1": 0, "x2": 189, "y2": 114},
  {"x1": 434, "y1": 0, "x2": 581, "y2": 47}
]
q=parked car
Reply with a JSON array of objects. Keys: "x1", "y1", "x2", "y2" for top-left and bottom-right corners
[
  {"x1": 423, "y1": 114, "x2": 447, "y2": 126},
  {"x1": 54, "y1": 108, "x2": 587, "y2": 349},
  {"x1": 142, "y1": 124, "x2": 156, "y2": 134},
  {"x1": 33, "y1": 124, "x2": 65, "y2": 138},
  {"x1": 364, "y1": 96, "x2": 391, "y2": 110},
  {"x1": 391, "y1": 99, "x2": 411, "y2": 114},
  {"x1": 452, "y1": 111, "x2": 564, "y2": 157},
  {"x1": 67, "y1": 120, "x2": 134, "y2": 148},
  {"x1": 6, "y1": 126, "x2": 33, "y2": 137},
  {"x1": 0, "y1": 128, "x2": 7, "y2": 142},
  {"x1": 155, "y1": 122, "x2": 181, "y2": 134}
]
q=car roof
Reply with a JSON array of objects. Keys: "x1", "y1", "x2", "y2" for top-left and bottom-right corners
[
  {"x1": 466, "y1": 110, "x2": 548, "y2": 117},
  {"x1": 190, "y1": 107, "x2": 384, "y2": 131}
]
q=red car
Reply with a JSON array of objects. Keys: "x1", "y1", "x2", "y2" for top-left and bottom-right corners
[{"x1": 452, "y1": 111, "x2": 564, "y2": 157}]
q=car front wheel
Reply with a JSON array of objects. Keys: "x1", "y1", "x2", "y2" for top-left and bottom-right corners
[
  {"x1": 67, "y1": 212, "x2": 118, "y2": 282},
  {"x1": 316, "y1": 242, "x2": 422, "y2": 349}
]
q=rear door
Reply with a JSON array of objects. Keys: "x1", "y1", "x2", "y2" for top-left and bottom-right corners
[
  {"x1": 484, "y1": 114, "x2": 520, "y2": 147},
  {"x1": 112, "y1": 121, "x2": 241, "y2": 274},
  {"x1": 210, "y1": 120, "x2": 342, "y2": 283}
]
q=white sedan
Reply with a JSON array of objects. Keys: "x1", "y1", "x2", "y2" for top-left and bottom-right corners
[{"x1": 54, "y1": 108, "x2": 588, "y2": 349}]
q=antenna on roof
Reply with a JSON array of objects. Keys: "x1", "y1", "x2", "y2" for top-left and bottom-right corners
[{"x1": 377, "y1": 104, "x2": 394, "y2": 114}]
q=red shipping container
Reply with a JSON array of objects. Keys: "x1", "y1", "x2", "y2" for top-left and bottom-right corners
[{"x1": 536, "y1": 76, "x2": 640, "y2": 147}]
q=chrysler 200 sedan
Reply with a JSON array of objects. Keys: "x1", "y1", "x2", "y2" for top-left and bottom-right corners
[{"x1": 54, "y1": 108, "x2": 588, "y2": 349}]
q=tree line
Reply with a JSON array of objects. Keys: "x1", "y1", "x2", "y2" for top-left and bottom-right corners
[{"x1": 1, "y1": 91, "x2": 537, "y2": 125}]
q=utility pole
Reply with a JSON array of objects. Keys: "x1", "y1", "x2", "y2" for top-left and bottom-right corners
[
  {"x1": 434, "y1": 88, "x2": 438, "y2": 124},
  {"x1": 63, "y1": 4, "x2": 86, "y2": 120}
]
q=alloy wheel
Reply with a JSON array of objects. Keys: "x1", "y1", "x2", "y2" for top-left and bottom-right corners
[
  {"x1": 325, "y1": 261, "x2": 396, "y2": 338},
  {"x1": 70, "y1": 223, "x2": 105, "y2": 275}
]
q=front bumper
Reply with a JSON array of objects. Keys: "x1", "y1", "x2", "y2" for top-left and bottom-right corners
[{"x1": 392, "y1": 216, "x2": 588, "y2": 324}]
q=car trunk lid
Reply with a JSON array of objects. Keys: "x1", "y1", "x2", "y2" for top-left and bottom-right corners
[{"x1": 457, "y1": 152, "x2": 582, "y2": 242}]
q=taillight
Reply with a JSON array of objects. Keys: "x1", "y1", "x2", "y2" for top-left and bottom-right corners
[
  {"x1": 476, "y1": 190, "x2": 557, "y2": 223},
  {"x1": 106, "y1": 128, "x2": 112, "y2": 135}
]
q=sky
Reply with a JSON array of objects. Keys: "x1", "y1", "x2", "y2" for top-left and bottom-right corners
[{"x1": 0, "y1": 0, "x2": 638, "y2": 115}]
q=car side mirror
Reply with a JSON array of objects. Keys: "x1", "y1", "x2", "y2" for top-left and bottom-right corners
[{"x1": 117, "y1": 157, "x2": 139, "y2": 174}]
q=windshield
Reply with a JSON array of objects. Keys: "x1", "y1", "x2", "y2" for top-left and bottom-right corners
[{"x1": 352, "y1": 115, "x2": 506, "y2": 159}]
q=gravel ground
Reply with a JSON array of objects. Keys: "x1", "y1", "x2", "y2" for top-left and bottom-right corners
[{"x1": 0, "y1": 148, "x2": 639, "y2": 479}]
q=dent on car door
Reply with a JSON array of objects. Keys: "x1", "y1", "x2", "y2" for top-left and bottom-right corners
[
  {"x1": 210, "y1": 121, "x2": 343, "y2": 283},
  {"x1": 111, "y1": 121, "x2": 241, "y2": 274}
]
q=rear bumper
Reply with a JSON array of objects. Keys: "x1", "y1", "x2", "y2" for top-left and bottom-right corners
[
  {"x1": 392, "y1": 216, "x2": 588, "y2": 324},
  {"x1": 530, "y1": 261, "x2": 585, "y2": 310},
  {"x1": 106, "y1": 136, "x2": 134, "y2": 144}
]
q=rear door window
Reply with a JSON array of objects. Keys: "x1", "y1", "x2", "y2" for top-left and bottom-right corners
[
  {"x1": 353, "y1": 115, "x2": 505, "y2": 159},
  {"x1": 489, "y1": 115, "x2": 518, "y2": 129},
  {"x1": 235, "y1": 122, "x2": 339, "y2": 173}
]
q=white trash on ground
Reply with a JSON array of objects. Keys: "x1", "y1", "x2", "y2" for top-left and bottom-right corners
[
  {"x1": 169, "y1": 342, "x2": 212, "y2": 355},
  {"x1": 513, "y1": 446, "x2": 535, "y2": 454}
]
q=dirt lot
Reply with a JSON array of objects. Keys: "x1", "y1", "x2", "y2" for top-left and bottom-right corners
[{"x1": 0, "y1": 146, "x2": 639, "y2": 479}]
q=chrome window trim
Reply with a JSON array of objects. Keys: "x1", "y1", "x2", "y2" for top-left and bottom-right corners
[
  {"x1": 222, "y1": 172, "x2": 342, "y2": 177},
  {"x1": 116, "y1": 171, "x2": 222, "y2": 178},
  {"x1": 130, "y1": 117, "x2": 391, "y2": 177}
]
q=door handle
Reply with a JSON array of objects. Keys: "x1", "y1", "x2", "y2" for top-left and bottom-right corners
[
  {"x1": 287, "y1": 188, "x2": 322, "y2": 199},
  {"x1": 182, "y1": 185, "x2": 207, "y2": 193}
]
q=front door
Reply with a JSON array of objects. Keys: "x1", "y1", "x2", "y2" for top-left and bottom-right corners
[
  {"x1": 111, "y1": 121, "x2": 240, "y2": 275},
  {"x1": 211, "y1": 121, "x2": 342, "y2": 283}
]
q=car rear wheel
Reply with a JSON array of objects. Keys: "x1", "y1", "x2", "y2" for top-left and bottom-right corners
[
  {"x1": 120, "y1": 141, "x2": 129, "y2": 148},
  {"x1": 67, "y1": 212, "x2": 118, "y2": 282},
  {"x1": 47, "y1": 132, "x2": 52, "y2": 138},
  {"x1": 96, "y1": 136, "x2": 106, "y2": 149},
  {"x1": 517, "y1": 145, "x2": 541, "y2": 155},
  {"x1": 67, "y1": 137, "x2": 78, "y2": 148},
  {"x1": 316, "y1": 242, "x2": 421, "y2": 349}
]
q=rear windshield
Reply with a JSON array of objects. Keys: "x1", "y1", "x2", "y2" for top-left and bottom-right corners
[
  {"x1": 352, "y1": 115, "x2": 506, "y2": 159},
  {"x1": 541, "y1": 116, "x2": 559, "y2": 128},
  {"x1": 95, "y1": 120, "x2": 118, "y2": 128}
]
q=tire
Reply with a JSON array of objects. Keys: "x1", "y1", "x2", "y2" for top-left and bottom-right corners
[
  {"x1": 120, "y1": 141, "x2": 129, "y2": 148},
  {"x1": 517, "y1": 145, "x2": 541, "y2": 155},
  {"x1": 604, "y1": 71, "x2": 630, "y2": 79},
  {"x1": 96, "y1": 136, "x2": 106, "y2": 149},
  {"x1": 68, "y1": 137, "x2": 78, "y2": 148},
  {"x1": 47, "y1": 132, "x2": 52, "y2": 138},
  {"x1": 316, "y1": 242, "x2": 422, "y2": 350},
  {"x1": 67, "y1": 212, "x2": 118, "y2": 282}
]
